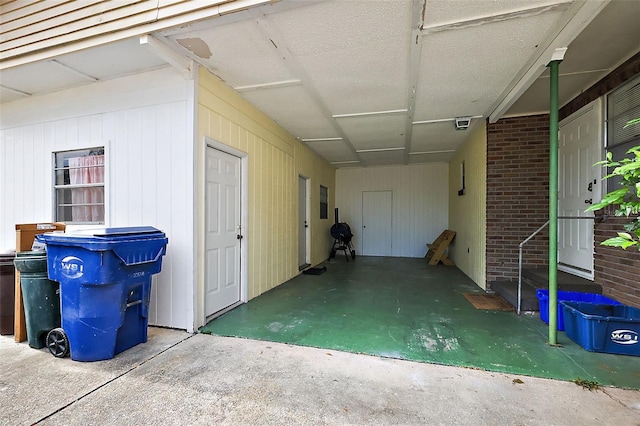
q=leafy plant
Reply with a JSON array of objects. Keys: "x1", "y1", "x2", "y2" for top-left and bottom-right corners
[
  {"x1": 573, "y1": 378, "x2": 600, "y2": 391},
  {"x1": 587, "y1": 119, "x2": 640, "y2": 250}
]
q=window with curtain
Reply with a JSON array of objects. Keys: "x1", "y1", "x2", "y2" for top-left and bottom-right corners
[{"x1": 54, "y1": 148, "x2": 105, "y2": 223}]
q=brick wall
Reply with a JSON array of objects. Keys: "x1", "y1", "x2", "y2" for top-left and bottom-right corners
[
  {"x1": 486, "y1": 115, "x2": 550, "y2": 286},
  {"x1": 594, "y1": 208, "x2": 640, "y2": 308}
]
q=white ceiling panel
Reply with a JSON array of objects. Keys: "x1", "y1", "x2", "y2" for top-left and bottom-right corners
[
  {"x1": 168, "y1": 19, "x2": 295, "y2": 87},
  {"x1": 0, "y1": 87, "x2": 26, "y2": 103},
  {"x1": 53, "y1": 39, "x2": 167, "y2": 80},
  {"x1": 415, "y1": 11, "x2": 563, "y2": 120},
  {"x1": 240, "y1": 85, "x2": 337, "y2": 139},
  {"x1": 304, "y1": 140, "x2": 358, "y2": 163},
  {"x1": 2, "y1": 0, "x2": 637, "y2": 168},
  {"x1": 357, "y1": 150, "x2": 406, "y2": 167},
  {"x1": 268, "y1": 0, "x2": 412, "y2": 57},
  {"x1": 411, "y1": 121, "x2": 477, "y2": 152},
  {"x1": 296, "y1": 37, "x2": 409, "y2": 115},
  {"x1": 507, "y1": 70, "x2": 609, "y2": 116},
  {"x1": 337, "y1": 114, "x2": 406, "y2": 150},
  {"x1": 0, "y1": 61, "x2": 89, "y2": 95}
]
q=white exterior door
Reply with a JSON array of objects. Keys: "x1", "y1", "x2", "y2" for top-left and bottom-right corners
[
  {"x1": 558, "y1": 100, "x2": 602, "y2": 279},
  {"x1": 205, "y1": 147, "x2": 242, "y2": 317},
  {"x1": 298, "y1": 176, "x2": 310, "y2": 269},
  {"x1": 362, "y1": 191, "x2": 392, "y2": 256}
]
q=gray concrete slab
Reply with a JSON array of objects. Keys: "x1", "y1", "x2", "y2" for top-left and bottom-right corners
[{"x1": 2, "y1": 328, "x2": 639, "y2": 425}]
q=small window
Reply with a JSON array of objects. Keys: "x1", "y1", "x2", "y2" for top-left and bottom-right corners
[
  {"x1": 54, "y1": 148, "x2": 105, "y2": 224},
  {"x1": 458, "y1": 161, "x2": 466, "y2": 196},
  {"x1": 606, "y1": 77, "x2": 640, "y2": 191},
  {"x1": 320, "y1": 185, "x2": 328, "y2": 219}
]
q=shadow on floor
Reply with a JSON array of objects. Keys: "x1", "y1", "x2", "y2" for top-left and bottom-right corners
[{"x1": 201, "y1": 256, "x2": 639, "y2": 389}]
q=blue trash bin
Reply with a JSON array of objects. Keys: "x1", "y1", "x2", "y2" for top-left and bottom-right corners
[{"x1": 37, "y1": 227, "x2": 168, "y2": 362}]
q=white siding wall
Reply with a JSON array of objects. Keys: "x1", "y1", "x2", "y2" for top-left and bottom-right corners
[
  {"x1": 336, "y1": 163, "x2": 449, "y2": 258},
  {"x1": 0, "y1": 67, "x2": 194, "y2": 330}
]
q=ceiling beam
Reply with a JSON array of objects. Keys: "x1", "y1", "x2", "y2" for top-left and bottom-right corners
[
  {"x1": 488, "y1": 0, "x2": 611, "y2": 123},
  {"x1": 422, "y1": 2, "x2": 572, "y2": 34},
  {"x1": 402, "y1": 0, "x2": 426, "y2": 165},
  {"x1": 140, "y1": 34, "x2": 193, "y2": 78},
  {"x1": 49, "y1": 59, "x2": 98, "y2": 82},
  {"x1": 0, "y1": 84, "x2": 31, "y2": 97}
]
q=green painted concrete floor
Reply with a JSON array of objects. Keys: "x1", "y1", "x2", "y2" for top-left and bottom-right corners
[{"x1": 201, "y1": 257, "x2": 640, "y2": 389}]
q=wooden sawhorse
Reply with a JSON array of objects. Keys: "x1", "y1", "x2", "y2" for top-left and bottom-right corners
[{"x1": 425, "y1": 230, "x2": 456, "y2": 266}]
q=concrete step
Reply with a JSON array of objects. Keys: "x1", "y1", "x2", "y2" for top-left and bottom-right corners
[
  {"x1": 492, "y1": 281, "x2": 539, "y2": 311},
  {"x1": 522, "y1": 268, "x2": 602, "y2": 294}
]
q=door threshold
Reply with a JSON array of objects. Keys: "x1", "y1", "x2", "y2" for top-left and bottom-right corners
[
  {"x1": 558, "y1": 263, "x2": 593, "y2": 281},
  {"x1": 298, "y1": 263, "x2": 311, "y2": 271},
  {"x1": 206, "y1": 301, "x2": 244, "y2": 322}
]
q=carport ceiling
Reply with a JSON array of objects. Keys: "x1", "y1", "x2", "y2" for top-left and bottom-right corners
[{"x1": 1, "y1": 0, "x2": 639, "y2": 168}]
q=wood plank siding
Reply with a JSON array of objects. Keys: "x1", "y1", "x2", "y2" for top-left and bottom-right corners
[{"x1": 0, "y1": 0, "x2": 272, "y2": 67}]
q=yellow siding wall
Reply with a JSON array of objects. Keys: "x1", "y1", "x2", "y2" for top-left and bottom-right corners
[
  {"x1": 197, "y1": 68, "x2": 335, "y2": 305},
  {"x1": 448, "y1": 122, "x2": 487, "y2": 289}
]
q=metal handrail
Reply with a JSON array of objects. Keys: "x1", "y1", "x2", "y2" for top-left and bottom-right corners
[{"x1": 516, "y1": 215, "x2": 606, "y2": 314}]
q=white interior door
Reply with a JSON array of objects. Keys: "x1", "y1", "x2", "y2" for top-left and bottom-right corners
[
  {"x1": 205, "y1": 147, "x2": 241, "y2": 317},
  {"x1": 298, "y1": 176, "x2": 310, "y2": 269},
  {"x1": 362, "y1": 190, "x2": 392, "y2": 256},
  {"x1": 558, "y1": 100, "x2": 602, "y2": 279}
]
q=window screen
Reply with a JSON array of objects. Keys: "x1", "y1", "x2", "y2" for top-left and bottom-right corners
[{"x1": 54, "y1": 148, "x2": 105, "y2": 224}]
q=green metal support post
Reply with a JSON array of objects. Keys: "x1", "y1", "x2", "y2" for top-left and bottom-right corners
[{"x1": 548, "y1": 59, "x2": 561, "y2": 345}]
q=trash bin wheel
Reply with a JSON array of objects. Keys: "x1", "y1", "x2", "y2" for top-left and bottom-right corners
[{"x1": 46, "y1": 328, "x2": 70, "y2": 358}]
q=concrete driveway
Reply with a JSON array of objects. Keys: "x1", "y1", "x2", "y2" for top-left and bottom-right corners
[{"x1": 1, "y1": 327, "x2": 639, "y2": 425}]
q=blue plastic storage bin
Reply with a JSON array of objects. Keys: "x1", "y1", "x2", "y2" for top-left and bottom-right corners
[
  {"x1": 37, "y1": 227, "x2": 168, "y2": 362},
  {"x1": 536, "y1": 289, "x2": 621, "y2": 331},
  {"x1": 560, "y1": 301, "x2": 640, "y2": 356}
]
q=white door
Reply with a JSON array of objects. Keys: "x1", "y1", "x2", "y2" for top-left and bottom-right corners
[
  {"x1": 298, "y1": 176, "x2": 310, "y2": 269},
  {"x1": 362, "y1": 191, "x2": 392, "y2": 256},
  {"x1": 558, "y1": 100, "x2": 602, "y2": 279},
  {"x1": 205, "y1": 147, "x2": 242, "y2": 317}
]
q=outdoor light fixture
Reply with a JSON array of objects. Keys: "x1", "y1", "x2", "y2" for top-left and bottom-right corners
[{"x1": 454, "y1": 117, "x2": 472, "y2": 130}]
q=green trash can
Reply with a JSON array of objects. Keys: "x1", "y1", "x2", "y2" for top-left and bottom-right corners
[{"x1": 13, "y1": 251, "x2": 61, "y2": 349}]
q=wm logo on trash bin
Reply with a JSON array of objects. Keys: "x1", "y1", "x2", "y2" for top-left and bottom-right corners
[
  {"x1": 611, "y1": 330, "x2": 639, "y2": 345},
  {"x1": 61, "y1": 256, "x2": 84, "y2": 279}
]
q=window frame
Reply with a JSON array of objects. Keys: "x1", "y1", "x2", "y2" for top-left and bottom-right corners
[
  {"x1": 605, "y1": 76, "x2": 640, "y2": 192},
  {"x1": 319, "y1": 185, "x2": 328, "y2": 219},
  {"x1": 53, "y1": 147, "x2": 106, "y2": 225}
]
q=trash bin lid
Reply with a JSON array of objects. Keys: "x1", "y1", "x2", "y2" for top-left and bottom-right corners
[
  {"x1": 86, "y1": 226, "x2": 162, "y2": 237},
  {"x1": 36, "y1": 227, "x2": 168, "y2": 266},
  {"x1": 36, "y1": 226, "x2": 167, "y2": 247}
]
